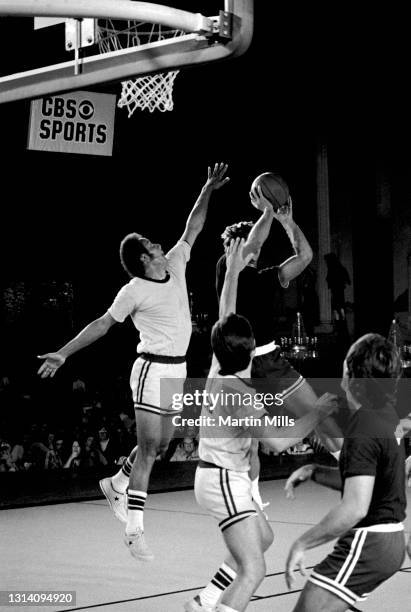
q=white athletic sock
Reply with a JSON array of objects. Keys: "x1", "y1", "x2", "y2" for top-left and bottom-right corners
[
  {"x1": 216, "y1": 604, "x2": 239, "y2": 612},
  {"x1": 111, "y1": 445, "x2": 138, "y2": 493},
  {"x1": 126, "y1": 489, "x2": 146, "y2": 534},
  {"x1": 200, "y1": 563, "x2": 237, "y2": 606}
]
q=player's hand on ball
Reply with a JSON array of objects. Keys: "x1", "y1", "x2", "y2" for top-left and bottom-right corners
[
  {"x1": 37, "y1": 352, "x2": 66, "y2": 378},
  {"x1": 249, "y1": 185, "x2": 273, "y2": 212},
  {"x1": 205, "y1": 162, "x2": 230, "y2": 191},
  {"x1": 284, "y1": 465, "x2": 315, "y2": 500},
  {"x1": 273, "y1": 195, "x2": 293, "y2": 225}
]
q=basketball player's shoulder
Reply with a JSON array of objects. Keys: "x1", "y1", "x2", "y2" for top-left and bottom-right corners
[{"x1": 167, "y1": 240, "x2": 191, "y2": 263}]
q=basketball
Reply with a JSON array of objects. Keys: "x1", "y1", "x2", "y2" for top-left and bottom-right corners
[{"x1": 251, "y1": 172, "x2": 289, "y2": 211}]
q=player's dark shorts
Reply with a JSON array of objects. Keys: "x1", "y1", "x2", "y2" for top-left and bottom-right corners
[
  {"x1": 251, "y1": 346, "x2": 305, "y2": 400},
  {"x1": 309, "y1": 524, "x2": 405, "y2": 606}
]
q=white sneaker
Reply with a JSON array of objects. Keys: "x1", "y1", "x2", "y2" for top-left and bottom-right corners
[
  {"x1": 99, "y1": 477, "x2": 127, "y2": 523},
  {"x1": 184, "y1": 595, "x2": 215, "y2": 611},
  {"x1": 124, "y1": 528, "x2": 154, "y2": 562}
]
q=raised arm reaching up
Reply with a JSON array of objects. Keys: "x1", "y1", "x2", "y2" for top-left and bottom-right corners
[
  {"x1": 180, "y1": 162, "x2": 230, "y2": 248},
  {"x1": 274, "y1": 197, "x2": 313, "y2": 287},
  {"x1": 242, "y1": 185, "x2": 275, "y2": 258},
  {"x1": 219, "y1": 238, "x2": 253, "y2": 319}
]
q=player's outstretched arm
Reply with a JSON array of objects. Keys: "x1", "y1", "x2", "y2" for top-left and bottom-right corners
[
  {"x1": 180, "y1": 162, "x2": 230, "y2": 248},
  {"x1": 275, "y1": 197, "x2": 313, "y2": 287},
  {"x1": 37, "y1": 312, "x2": 117, "y2": 378},
  {"x1": 219, "y1": 238, "x2": 253, "y2": 319},
  {"x1": 242, "y1": 185, "x2": 275, "y2": 258},
  {"x1": 284, "y1": 463, "x2": 342, "y2": 500},
  {"x1": 252, "y1": 393, "x2": 339, "y2": 455}
]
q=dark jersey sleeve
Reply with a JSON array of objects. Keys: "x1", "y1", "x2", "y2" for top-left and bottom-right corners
[{"x1": 341, "y1": 436, "x2": 380, "y2": 478}]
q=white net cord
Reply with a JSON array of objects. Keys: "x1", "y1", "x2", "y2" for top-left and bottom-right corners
[
  {"x1": 97, "y1": 20, "x2": 183, "y2": 116},
  {"x1": 118, "y1": 70, "x2": 179, "y2": 115}
]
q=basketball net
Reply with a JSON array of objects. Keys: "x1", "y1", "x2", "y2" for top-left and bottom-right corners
[{"x1": 97, "y1": 20, "x2": 182, "y2": 116}]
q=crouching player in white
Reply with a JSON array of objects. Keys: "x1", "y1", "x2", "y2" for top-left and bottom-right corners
[{"x1": 186, "y1": 239, "x2": 338, "y2": 612}]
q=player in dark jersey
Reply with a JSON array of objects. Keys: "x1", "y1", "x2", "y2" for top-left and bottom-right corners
[
  {"x1": 216, "y1": 186, "x2": 342, "y2": 506},
  {"x1": 284, "y1": 333, "x2": 406, "y2": 611},
  {"x1": 216, "y1": 187, "x2": 342, "y2": 455}
]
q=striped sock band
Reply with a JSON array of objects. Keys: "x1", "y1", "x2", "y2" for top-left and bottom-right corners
[
  {"x1": 200, "y1": 563, "x2": 237, "y2": 607},
  {"x1": 127, "y1": 489, "x2": 147, "y2": 512},
  {"x1": 122, "y1": 456, "x2": 133, "y2": 478},
  {"x1": 126, "y1": 489, "x2": 147, "y2": 532},
  {"x1": 111, "y1": 445, "x2": 138, "y2": 492},
  {"x1": 211, "y1": 563, "x2": 236, "y2": 590}
]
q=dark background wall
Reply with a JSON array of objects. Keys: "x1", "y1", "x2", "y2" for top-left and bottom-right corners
[{"x1": 0, "y1": 2, "x2": 410, "y2": 379}]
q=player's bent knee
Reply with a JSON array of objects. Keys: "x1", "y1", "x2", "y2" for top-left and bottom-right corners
[{"x1": 262, "y1": 527, "x2": 274, "y2": 551}]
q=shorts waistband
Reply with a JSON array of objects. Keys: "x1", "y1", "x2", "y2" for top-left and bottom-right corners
[
  {"x1": 254, "y1": 341, "x2": 279, "y2": 357},
  {"x1": 138, "y1": 353, "x2": 186, "y2": 364},
  {"x1": 198, "y1": 460, "x2": 221, "y2": 469},
  {"x1": 355, "y1": 523, "x2": 404, "y2": 533}
]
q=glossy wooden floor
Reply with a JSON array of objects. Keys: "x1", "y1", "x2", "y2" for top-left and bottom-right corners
[{"x1": 1, "y1": 480, "x2": 410, "y2": 611}]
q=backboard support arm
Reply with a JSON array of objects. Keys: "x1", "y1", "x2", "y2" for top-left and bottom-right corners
[{"x1": 0, "y1": 0, "x2": 254, "y2": 104}]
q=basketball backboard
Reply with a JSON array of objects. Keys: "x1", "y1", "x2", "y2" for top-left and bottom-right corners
[{"x1": 0, "y1": 1, "x2": 253, "y2": 104}]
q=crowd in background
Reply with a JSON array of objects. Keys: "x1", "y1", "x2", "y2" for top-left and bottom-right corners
[
  {"x1": 0, "y1": 372, "x2": 204, "y2": 473},
  {"x1": 1, "y1": 370, "x2": 321, "y2": 475}
]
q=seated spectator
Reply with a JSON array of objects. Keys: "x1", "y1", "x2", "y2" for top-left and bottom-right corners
[
  {"x1": 10, "y1": 435, "x2": 26, "y2": 470},
  {"x1": 0, "y1": 440, "x2": 18, "y2": 472},
  {"x1": 170, "y1": 437, "x2": 199, "y2": 462},
  {"x1": 55, "y1": 438, "x2": 67, "y2": 463},
  {"x1": 44, "y1": 447, "x2": 63, "y2": 470},
  {"x1": 97, "y1": 425, "x2": 120, "y2": 466},
  {"x1": 64, "y1": 440, "x2": 82, "y2": 471},
  {"x1": 82, "y1": 435, "x2": 108, "y2": 470}
]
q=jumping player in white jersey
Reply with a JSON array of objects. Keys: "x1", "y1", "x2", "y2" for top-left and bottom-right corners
[
  {"x1": 186, "y1": 239, "x2": 338, "y2": 612},
  {"x1": 37, "y1": 163, "x2": 230, "y2": 561}
]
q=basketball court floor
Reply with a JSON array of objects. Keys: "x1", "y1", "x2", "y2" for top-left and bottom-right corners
[{"x1": 2, "y1": 479, "x2": 410, "y2": 612}]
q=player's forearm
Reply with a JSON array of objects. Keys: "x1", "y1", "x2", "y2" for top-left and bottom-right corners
[
  {"x1": 283, "y1": 220, "x2": 313, "y2": 263},
  {"x1": 184, "y1": 185, "x2": 213, "y2": 235},
  {"x1": 58, "y1": 318, "x2": 109, "y2": 359},
  {"x1": 311, "y1": 464, "x2": 342, "y2": 491},
  {"x1": 219, "y1": 270, "x2": 239, "y2": 318},
  {"x1": 296, "y1": 501, "x2": 362, "y2": 550},
  {"x1": 261, "y1": 410, "x2": 328, "y2": 453},
  {"x1": 244, "y1": 207, "x2": 275, "y2": 255}
]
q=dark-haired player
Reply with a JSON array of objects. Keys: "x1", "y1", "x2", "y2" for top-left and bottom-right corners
[
  {"x1": 216, "y1": 186, "x2": 343, "y2": 474},
  {"x1": 37, "y1": 163, "x2": 230, "y2": 561},
  {"x1": 186, "y1": 239, "x2": 337, "y2": 612},
  {"x1": 285, "y1": 333, "x2": 406, "y2": 611}
]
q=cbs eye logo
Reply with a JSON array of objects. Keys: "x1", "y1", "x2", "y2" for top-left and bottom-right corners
[{"x1": 78, "y1": 100, "x2": 95, "y2": 120}]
